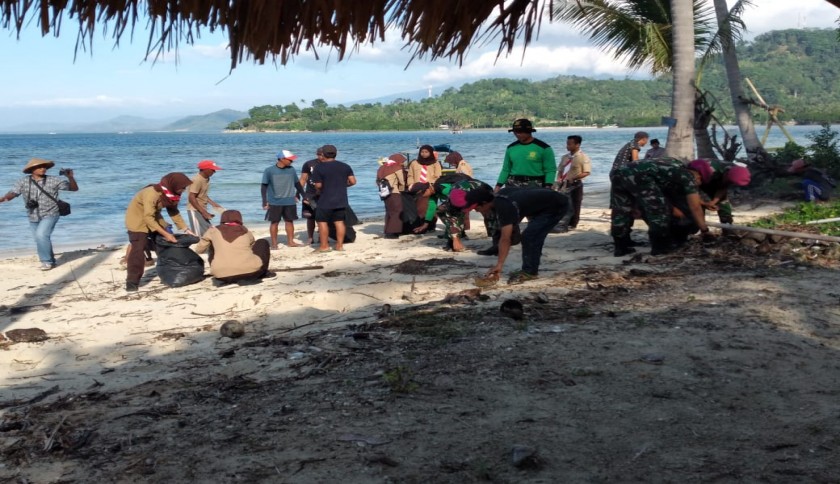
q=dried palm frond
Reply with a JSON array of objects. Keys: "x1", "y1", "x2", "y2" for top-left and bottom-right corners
[{"x1": 0, "y1": 0, "x2": 552, "y2": 70}]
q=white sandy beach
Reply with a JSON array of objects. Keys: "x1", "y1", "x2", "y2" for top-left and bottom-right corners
[{"x1": 0, "y1": 192, "x2": 785, "y2": 402}]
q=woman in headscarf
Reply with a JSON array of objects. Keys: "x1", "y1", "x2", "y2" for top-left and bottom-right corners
[
  {"x1": 377, "y1": 153, "x2": 407, "y2": 239},
  {"x1": 124, "y1": 172, "x2": 194, "y2": 291},
  {"x1": 406, "y1": 145, "x2": 442, "y2": 233},
  {"x1": 193, "y1": 210, "x2": 271, "y2": 284}
]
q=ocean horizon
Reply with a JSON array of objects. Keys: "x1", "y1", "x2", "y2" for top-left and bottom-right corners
[{"x1": 0, "y1": 125, "x2": 829, "y2": 257}]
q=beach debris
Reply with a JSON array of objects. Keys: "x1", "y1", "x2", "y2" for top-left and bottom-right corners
[
  {"x1": 442, "y1": 288, "x2": 482, "y2": 304},
  {"x1": 640, "y1": 353, "x2": 666, "y2": 365},
  {"x1": 393, "y1": 257, "x2": 469, "y2": 275},
  {"x1": 5, "y1": 328, "x2": 49, "y2": 343},
  {"x1": 474, "y1": 275, "x2": 498, "y2": 288},
  {"x1": 364, "y1": 453, "x2": 400, "y2": 467},
  {"x1": 336, "y1": 433, "x2": 391, "y2": 446},
  {"x1": 510, "y1": 444, "x2": 541, "y2": 469},
  {"x1": 376, "y1": 304, "x2": 392, "y2": 318},
  {"x1": 219, "y1": 320, "x2": 245, "y2": 339},
  {"x1": 535, "y1": 292, "x2": 549, "y2": 303},
  {"x1": 500, "y1": 299, "x2": 524, "y2": 320}
]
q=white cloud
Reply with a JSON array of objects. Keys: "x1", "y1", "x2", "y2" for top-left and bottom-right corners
[
  {"x1": 421, "y1": 45, "x2": 636, "y2": 85},
  {"x1": 14, "y1": 95, "x2": 170, "y2": 108}
]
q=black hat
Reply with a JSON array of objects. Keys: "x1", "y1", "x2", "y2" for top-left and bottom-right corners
[{"x1": 509, "y1": 118, "x2": 536, "y2": 133}]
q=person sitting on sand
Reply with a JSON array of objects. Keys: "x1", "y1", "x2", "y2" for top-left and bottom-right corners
[
  {"x1": 124, "y1": 172, "x2": 194, "y2": 292},
  {"x1": 193, "y1": 210, "x2": 271, "y2": 285},
  {"x1": 262, "y1": 149, "x2": 306, "y2": 249},
  {"x1": 406, "y1": 145, "x2": 442, "y2": 231}
]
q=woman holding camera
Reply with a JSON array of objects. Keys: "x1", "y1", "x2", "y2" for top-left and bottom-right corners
[{"x1": 0, "y1": 158, "x2": 78, "y2": 270}]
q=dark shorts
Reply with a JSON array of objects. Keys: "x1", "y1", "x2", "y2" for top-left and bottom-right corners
[
  {"x1": 315, "y1": 207, "x2": 346, "y2": 223},
  {"x1": 265, "y1": 205, "x2": 298, "y2": 223}
]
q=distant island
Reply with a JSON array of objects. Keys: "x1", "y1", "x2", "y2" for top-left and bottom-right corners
[{"x1": 226, "y1": 28, "x2": 840, "y2": 132}]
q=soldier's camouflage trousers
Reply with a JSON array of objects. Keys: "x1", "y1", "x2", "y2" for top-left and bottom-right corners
[{"x1": 610, "y1": 171, "x2": 673, "y2": 239}]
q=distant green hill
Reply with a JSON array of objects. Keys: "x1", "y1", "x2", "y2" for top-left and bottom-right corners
[
  {"x1": 228, "y1": 28, "x2": 840, "y2": 131},
  {"x1": 164, "y1": 109, "x2": 248, "y2": 131}
]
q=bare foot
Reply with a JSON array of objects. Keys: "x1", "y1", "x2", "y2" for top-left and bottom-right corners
[
  {"x1": 270, "y1": 245, "x2": 279, "y2": 250},
  {"x1": 288, "y1": 242, "x2": 301, "y2": 247}
]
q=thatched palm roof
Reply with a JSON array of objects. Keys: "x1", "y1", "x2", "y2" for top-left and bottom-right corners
[{"x1": 0, "y1": 0, "x2": 551, "y2": 70}]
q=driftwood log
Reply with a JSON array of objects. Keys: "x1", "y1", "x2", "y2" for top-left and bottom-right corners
[{"x1": 709, "y1": 222, "x2": 840, "y2": 243}]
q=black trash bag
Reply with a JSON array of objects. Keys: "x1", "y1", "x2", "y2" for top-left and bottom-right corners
[
  {"x1": 155, "y1": 234, "x2": 205, "y2": 287},
  {"x1": 328, "y1": 206, "x2": 361, "y2": 243}
]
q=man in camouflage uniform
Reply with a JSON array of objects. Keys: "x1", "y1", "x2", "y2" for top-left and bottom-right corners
[
  {"x1": 691, "y1": 159, "x2": 751, "y2": 225},
  {"x1": 412, "y1": 175, "x2": 496, "y2": 251},
  {"x1": 610, "y1": 158, "x2": 712, "y2": 256}
]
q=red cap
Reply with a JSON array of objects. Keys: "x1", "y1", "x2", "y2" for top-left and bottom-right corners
[{"x1": 198, "y1": 160, "x2": 222, "y2": 171}]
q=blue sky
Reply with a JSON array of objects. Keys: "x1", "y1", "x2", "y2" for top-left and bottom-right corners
[{"x1": 0, "y1": 0, "x2": 837, "y2": 127}]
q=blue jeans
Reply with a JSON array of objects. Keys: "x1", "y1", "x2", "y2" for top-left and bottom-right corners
[
  {"x1": 29, "y1": 215, "x2": 59, "y2": 264},
  {"x1": 521, "y1": 209, "x2": 565, "y2": 275}
]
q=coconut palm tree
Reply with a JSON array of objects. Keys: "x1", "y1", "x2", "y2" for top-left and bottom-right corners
[
  {"x1": 710, "y1": 0, "x2": 768, "y2": 163},
  {"x1": 667, "y1": 0, "x2": 696, "y2": 159}
]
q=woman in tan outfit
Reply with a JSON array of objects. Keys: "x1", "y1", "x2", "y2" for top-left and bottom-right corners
[
  {"x1": 193, "y1": 210, "x2": 271, "y2": 284},
  {"x1": 406, "y1": 145, "x2": 442, "y2": 232},
  {"x1": 377, "y1": 153, "x2": 407, "y2": 238}
]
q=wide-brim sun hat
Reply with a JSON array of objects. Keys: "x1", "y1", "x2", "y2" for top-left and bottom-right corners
[{"x1": 23, "y1": 158, "x2": 55, "y2": 174}]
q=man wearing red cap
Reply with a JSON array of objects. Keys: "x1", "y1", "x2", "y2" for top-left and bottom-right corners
[{"x1": 187, "y1": 160, "x2": 224, "y2": 236}]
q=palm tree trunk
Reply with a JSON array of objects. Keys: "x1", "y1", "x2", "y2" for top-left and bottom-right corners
[
  {"x1": 712, "y1": 0, "x2": 768, "y2": 162},
  {"x1": 665, "y1": 0, "x2": 696, "y2": 161}
]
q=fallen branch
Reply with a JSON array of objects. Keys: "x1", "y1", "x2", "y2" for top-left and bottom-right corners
[
  {"x1": 805, "y1": 217, "x2": 840, "y2": 225},
  {"x1": 44, "y1": 415, "x2": 67, "y2": 451},
  {"x1": 276, "y1": 265, "x2": 324, "y2": 272},
  {"x1": 0, "y1": 385, "x2": 60, "y2": 409},
  {"x1": 709, "y1": 222, "x2": 840, "y2": 243}
]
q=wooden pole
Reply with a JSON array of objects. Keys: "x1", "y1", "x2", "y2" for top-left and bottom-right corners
[
  {"x1": 805, "y1": 217, "x2": 840, "y2": 225},
  {"x1": 708, "y1": 222, "x2": 840, "y2": 243}
]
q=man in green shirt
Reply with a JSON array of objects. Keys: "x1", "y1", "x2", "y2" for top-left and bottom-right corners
[{"x1": 495, "y1": 118, "x2": 557, "y2": 191}]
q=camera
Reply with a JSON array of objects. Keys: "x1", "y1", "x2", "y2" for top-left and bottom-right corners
[
  {"x1": 59, "y1": 168, "x2": 67, "y2": 176},
  {"x1": 26, "y1": 199, "x2": 39, "y2": 210}
]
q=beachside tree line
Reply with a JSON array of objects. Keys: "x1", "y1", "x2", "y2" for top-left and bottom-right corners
[{"x1": 226, "y1": 28, "x2": 840, "y2": 133}]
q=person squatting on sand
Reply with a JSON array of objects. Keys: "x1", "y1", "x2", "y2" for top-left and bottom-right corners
[
  {"x1": 377, "y1": 153, "x2": 408, "y2": 239},
  {"x1": 610, "y1": 158, "x2": 713, "y2": 257},
  {"x1": 411, "y1": 175, "x2": 493, "y2": 252},
  {"x1": 262, "y1": 149, "x2": 306, "y2": 249},
  {"x1": 186, "y1": 159, "x2": 225, "y2": 236},
  {"x1": 124, "y1": 172, "x2": 194, "y2": 291},
  {"x1": 299, "y1": 147, "x2": 324, "y2": 245},
  {"x1": 311, "y1": 144, "x2": 356, "y2": 252},
  {"x1": 787, "y1": 158, "x2": 836, "y2": 202},
  {"x1": 193, "y1": 210, "x2": 271, "y2": 285},
  {"x1": 0, "y1": 158, "x2": 78, "y2": 270},
  {"x1": 553, "y1": 135, "x2": 592, "y2": 233},
  {"x1": 688, "y1": 159, "x2": 751, "y2": 225},
  {"x1": 465, "y1": 187, "x2": 568, "y2": 285},
  {"x1": 406, "y1": 145, "x2": 442, "y2": 232}
]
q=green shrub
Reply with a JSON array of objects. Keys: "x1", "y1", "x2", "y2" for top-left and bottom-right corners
[{"x1": 806, "y1": 123, "x2": 840, "y2": 178}]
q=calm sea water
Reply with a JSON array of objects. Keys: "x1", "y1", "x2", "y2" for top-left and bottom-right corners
[{"x1": 0, "y1": 125, "x2": 829, "y2": 255}]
